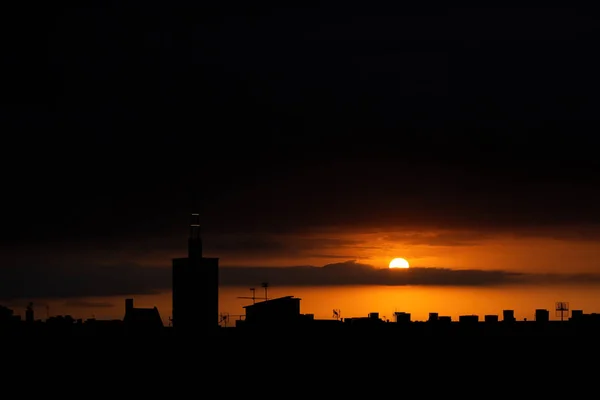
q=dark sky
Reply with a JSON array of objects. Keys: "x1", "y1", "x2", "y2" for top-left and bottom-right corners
[{"x1": 2, "y1": 5, "x2": 600, "y2": 269}]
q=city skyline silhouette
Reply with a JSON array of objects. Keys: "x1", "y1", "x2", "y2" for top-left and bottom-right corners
[
  {"x1": 3, "y1": 4, "x2": 600, "y2": 336},
  {"x1": 2, "y1": 213, "x2": 600, "y2": 336}
]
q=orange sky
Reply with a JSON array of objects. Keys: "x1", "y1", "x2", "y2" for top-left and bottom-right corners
[
  {"x1": 188, "y1": 228, "x2": 600, "y2": 275},
  {"x1": 13, "y1": 284, "x2": 600, "y2": 324}
]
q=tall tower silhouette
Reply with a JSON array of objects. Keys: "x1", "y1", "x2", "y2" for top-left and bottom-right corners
[{"x1": 172, "y1": 213, "x2": 219, "y2": 333}]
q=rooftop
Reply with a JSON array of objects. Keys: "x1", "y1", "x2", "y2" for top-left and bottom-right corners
[{"x1": 243, "y1": 296, "x2": 301, "y2": 309}]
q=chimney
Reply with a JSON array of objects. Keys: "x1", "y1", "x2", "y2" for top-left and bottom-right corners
[
  {"x1": 25, "y1": 302, "x2": 34, "y2": 323},
  {"x1": 125, "y1": 298, "x2": 134, "y2": 313}
]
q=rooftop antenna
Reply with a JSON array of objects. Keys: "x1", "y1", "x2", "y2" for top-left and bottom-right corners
[
  {"x1": 261, "y1": 282, "x2": 269, "y2": 301},
  {"x1": 333, "y1": 309, "x2": 341, "y2": 320},
  {"x1": 237, "y1": 287, "x2": 267, "y2": 304},
  {"x1": 219, "y1": 312, "x2": 230, "y2": 327},
  {"x1": 555, "y1": 301, "x2": 569, "y2": 321}
]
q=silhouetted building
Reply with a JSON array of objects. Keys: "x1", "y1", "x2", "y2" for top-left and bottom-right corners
[
  {"x1": 25, "y1": 302, "x2": 34, "y2": 323},
  {"x1": 394, "y1": 312, "x2": 411, "y2": 323},
  {"x1": 428, "y1": 312, "x2": 439, "y2": 322},
  {"x1": 535, "y1": 309, "x2": 549, "y2": 322},
  {"x1": 585, "y1": 313, "x2": 600, "y2": 323},
  {"x1": 123, "y1": 298, "x2": 163, "y2": 331},
  {"x1": 0, "y1": 305, "x2": 17, "y2": 326},
  {"x1": 172, "y1": 213, "x2": 219, "y2": 333},
  {"x1": 484, "y1": 315, "x2": 499, "y2": 323},
  {"x1": 459, "y1": 315, "x2": 479, "y2": 323},
  {"x1": 503, "y1": 310, "x2": 515, "y2": 322},
  {"x1": 47, "y1": 315, "x2": 75, "y2": 326},
  {"x1": 571, "y1": 310, "x2": 584, "y2": 321},
  {"x1": 242, "y1": 296, "x2": 301, "y2": 326}
]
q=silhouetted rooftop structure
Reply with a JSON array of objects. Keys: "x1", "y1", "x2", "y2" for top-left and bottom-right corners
[
  {"x1": 459, "y1": 315, "x2": 479, "y2": 323},
  {"x1": 238, "y1": 296, "x2": 303, "y2": 327},
  {"x1": 25, "y1": 302, "x2": 34, "y2": 323},
  {"x1": 484, "y1": 315, "x2": 499, "y2": 323},
  {"x1": 395, "y1": 312, "x2": 411, "y2": 323},
  {"x1": 503, "y1": 310, "x2": 515, "y2": 322},
  {"x1": 0, "y1": 305, "x2": 14, "y2": 323},
  {"x1": 123, "y1": 298, "x2": 163, "y2": 331},
  {"x1": 535, "y1": 309, "x2": 550, "y2": 322},
  {"x1": 172, "y1": 213, "x2": 219, "y2": 333}
]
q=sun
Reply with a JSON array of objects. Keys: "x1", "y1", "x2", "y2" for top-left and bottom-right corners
[{"x1": 389, "y1": 258, "x2": 410, "y2": 269}]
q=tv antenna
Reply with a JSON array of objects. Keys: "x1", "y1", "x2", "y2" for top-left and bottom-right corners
[
  {"x1": 332, "y1": 309, "x2": 341, "y2": 320},
  {"x1": 555, "y1": 301, "x2": 569, "y2": 321},
  {"x1": 237, "y1": 287, "x2": 268, "y2": 304},
  {"x1": 261, "y1": 282, "x2": 269, "y2": 301},
  {"x1": 219, "y1": 312, "x2": 230, "y2": 327}
]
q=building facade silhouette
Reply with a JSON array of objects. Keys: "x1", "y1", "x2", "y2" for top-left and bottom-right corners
[
  {"x1": 172, "y1": 213, "x2": 219, "y2": 332},
  {"x1": 123, "y1": 298, "x2": 163, "y2": 333},
  {"x1": 243, "y1": 296, "x2": 301, "y2": 325}
]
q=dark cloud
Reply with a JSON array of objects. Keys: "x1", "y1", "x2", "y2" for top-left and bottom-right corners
[
  {"x1": 2, "y1": 259, "x2": 600, "y2": 301},
  {"x1": 219, "y1": 261, "x2": 600, "y2": 287},
  {"x1": 207, "y1": 236, "x2": 290, "y2": 256},
  {"x1": 2, "y1": 5, "x2": 600, "y2": 253},
  {"x1": 0, "y1": 263, "x2": 170, "y2": 301},
  {"x1": 63, "y1": 300, "x2": 115, "y2": 308},
  {"x1": 219, "y1": 261, "x2": 520, "y2": 287},
  {"x1": 382, "y1": 232, "x2": 490, "y2": 247},
  {"x1": 514, "y1": 225, "x2": 600, "y2": 243},
  {"x1": 205, "y1": 235, "x2": 366, "y2": 259},
  {"x1": 308, "y1": 254, "x2": 363, "y2": 259}
]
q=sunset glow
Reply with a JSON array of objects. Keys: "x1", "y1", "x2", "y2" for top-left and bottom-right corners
[
  {"x1": 389, "y1": 257, "x2": 410, "y2": 269},
  {"x1": 5, "y1": 5, "x2": 600, "y2": 337}
]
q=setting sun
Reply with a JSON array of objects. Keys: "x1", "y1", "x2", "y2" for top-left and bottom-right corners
[{"x1": 389, "y1": 258, "x2": 410, "y2": 269}]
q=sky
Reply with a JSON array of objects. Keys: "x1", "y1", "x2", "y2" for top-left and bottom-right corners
[{"x1": 2, "y1": 5, "x2": 600, "y2": 300}]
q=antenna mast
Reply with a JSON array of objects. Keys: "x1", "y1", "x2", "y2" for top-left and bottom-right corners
[
  {"x1": 261, "y1": 282, "x2": 269, "y2": 301},
  {"x1": 333, "y1": 309, "x2": 341, "y2": 320},
  {"x1": 555, "y1": 301, "x2": 569, "y2": 321},
  {"x1": 219, "y1": 312, "x2": 230, "y2": 327},
  {"x1": 238, "y1": 287, "x2": 267, "y2": 304}
]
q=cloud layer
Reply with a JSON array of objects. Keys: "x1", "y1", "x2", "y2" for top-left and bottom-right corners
[
  {"x1": 1, "y1": 260, "x2": 600, "y2": 300},
  {"x1": 219, "y1": 261, "x2": 600, "y2": 287},
  {"x1": 4, "y1": 5, "x2": 600, "y2": 257},
  {"x1": 0, "y1": 263, "x2": 170, "y2": 300}
]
